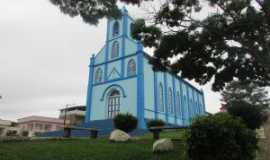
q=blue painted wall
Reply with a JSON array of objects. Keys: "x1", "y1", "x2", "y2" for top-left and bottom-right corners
[
  {"x1": 91, "y1": 79, "x2": 137, "y2": 120},
  {"x1": 85, "y1": 7, "x2": 206, "y2": 128},
  {"x1": 142, "y1": 55, "x2": 205, "y2": 126}
]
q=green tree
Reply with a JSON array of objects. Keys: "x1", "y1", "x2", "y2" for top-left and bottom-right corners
[
  {"x1": 221, "y1": 80, "x2": 269, "y2": 129},
  {"x1": 226, "y1": 100, "x2": 268, "y2": 129},
  {"x1": 49, "y1": 0, "x2": 270, "y2": 91},
  {"x1": 221, "y1": 80, "x2": 270, "y2": 106}
]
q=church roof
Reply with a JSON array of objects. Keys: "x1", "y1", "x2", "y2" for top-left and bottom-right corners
[{"x1": 143, "y1": 53, "x2": 203, "y2": 94}]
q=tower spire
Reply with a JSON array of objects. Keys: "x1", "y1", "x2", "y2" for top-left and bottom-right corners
[{"x1": 121, "y1": 6, "x2": 128, "y2": 14}]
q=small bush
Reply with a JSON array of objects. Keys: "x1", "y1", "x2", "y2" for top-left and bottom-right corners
[
  {"x1": 0, "y1": 137, "x2": 30, "y2": 143},
  {"x1": 6, "y1": 130, "x2": 18, "y2": 136},
  {"x1": 147, "y1": 119, "x2": 165, "y2": 129},
  {"x1": 21, "y1": 131, "x2": 29, "y2": 137},
  {"x1": 113, "y1": 113, "x2": 138, "y2": 133},
  {"x1": 187, "y1": 113, "x2": 258, "y2": 160},
  {"x1": 34, "y1": 132, "x2": 42, "y2": 137}
]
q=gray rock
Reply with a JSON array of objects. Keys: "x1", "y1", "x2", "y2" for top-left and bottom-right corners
[
  {"x1": 153, "y1": 138, "x2": 174, "y2": 152},
  {"x1": 109, "y1": 129, "x2": 130, "y2": 142}
]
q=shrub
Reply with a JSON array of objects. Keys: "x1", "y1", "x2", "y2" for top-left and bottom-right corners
[
  {"x1": 6, "y1": 130, "x2": 18, "y2": 136},
  {"x1": 34, "y1": 132, "x2": 42, "y2": 137},
  {"x1": 146, "y1": 119, "x2": 165, "y2": 129},
  {"x1": 21, "y1": 131, "x2": 29, "y2": 137},
  {"x1": 227, "y1": 100, "x2": 268, "y2": 130},
  {"x1": 187, "y1": 113, "x2": 258, "y2": 160},
  {"x1": 113, "y1": 113, "x2": 138, "y2": 133},
  {"x1": 0, "y1": 137, "x2": 30, "y2": 143}
]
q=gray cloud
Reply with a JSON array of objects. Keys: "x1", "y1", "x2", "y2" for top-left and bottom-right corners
[{"x1": 0, "y1": 0, "x2": 223, "y2": 121}]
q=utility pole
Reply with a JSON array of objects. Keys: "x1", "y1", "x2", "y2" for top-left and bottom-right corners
[
  {"x1": 63, "y1": 104, "x2": 72, "y2": 138},
  {"x1": 63, "y1": 104, "x2": 71, "y2": 127}
]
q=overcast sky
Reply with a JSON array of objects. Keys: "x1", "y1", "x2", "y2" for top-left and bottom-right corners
[{"x1": 0, "y1": 0, "x2": 223, "y2": 121}]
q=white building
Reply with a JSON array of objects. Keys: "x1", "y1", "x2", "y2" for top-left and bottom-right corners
[
  {"x1": 0, "y1": 119, "x2": 20, "y2": 137},
  {"x1": 17, "y1": 116, "x2": 64, "y2": 137},
  {"x1": 59, "y1": 105, "x2": 86, "y2": 125}
]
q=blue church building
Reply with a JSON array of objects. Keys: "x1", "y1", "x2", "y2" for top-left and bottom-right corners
[{"x1": 85, "y1": 8, "x2": 206, "y2": 129}]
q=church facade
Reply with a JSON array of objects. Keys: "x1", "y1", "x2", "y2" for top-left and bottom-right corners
[{"x1": 85, "y1": 8, "x2": 206, "y2": 129}]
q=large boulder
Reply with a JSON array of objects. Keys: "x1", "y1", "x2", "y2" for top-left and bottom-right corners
[
  {"x1": 109, "y1": 129, "x2": 130, "y2": 142},
  {"x1": 153, "y1": 138, "x2": 174, "y2": 153}
]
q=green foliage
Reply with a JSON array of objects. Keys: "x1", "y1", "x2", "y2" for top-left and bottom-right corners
[
  {"x1": 0, "y1": 137, "x2": 30, "y2": 143},
  {"x1": 34, "y1": 132, "x2": 42, "y2": 137},
  {"x1": 221, "y1": 80, "x2": 269, "y2": 129},
  {"x1": 136, "y1": 0, "x2": 270, "y2": 91},
  {"x1": 131, "y1": 19, "x2": 162, "y2": 48},
  {"x1": 227, "y1": 100, "x2": 268, "y2": 130},
  {"x1": 187, "y1": 113, "x2": 258, "y2": 160},
  {"x1": 146, "y1": 119, "x2": 165, "y2": 129},
  {"x1": 113, "y1": 113, "x2": 138, "y2": 133},
  {"x1": 49, "y1": 0, "x2": 149, "y2": 25},
  {"x1": 6, "y1": 130, "x2": 18, "y2": 137},
  {"x1": 50, "y1": 0, "x2": 270, "y2": 90},
  {"x1": 10, "y1": 122, "x2": 17, "y2": 127},
  {"x1": 222, "y1": 80, "x2": 270, "y2": 106},
  {"x1": 21, "y1": 131, "x2": 29, "y2": 137},
  {"x1": 49, "y1": 0, "x2": 121, "y2": 25}
]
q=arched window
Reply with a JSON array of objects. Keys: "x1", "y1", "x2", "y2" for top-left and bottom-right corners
[
  {"x1": 159, "y1": 83, "x2": 164, "y2": 112},
  {"x1": 113, "y1": 21, "x2": 119, "y2": 37},
  {"x1": 190, "y1": 99, "x2": 194, "y2": 118},
  {"x1": 176, "y1": 91, "x2": 181, "y2": 116},
  {"x1": 95, "y1": 68, "x2": 102, "y2": 83},
  {"x1": 127, "y1": 59, "x2": 136, "y2": 76},
  {"x1": 107, "y1": 90, "x2": 120, "y2": 118},
  {"x1": 168, "y1": 88, "x2": 173, "y2": 113},
  {"x1": 130, "y1": 23, "x2": 134, "y2": 37},
  {"x1": 199, "y1": 103, "x2": 202, "y2": 114},
  {"x1": 111, "y1": 41, "x2": 119, "y2": 59},
  {"x1": 189, "y1": 89, "x2": 195, "y2": 118},
  {"x1": 183, "y1": 96, "x2": 187, "y2": 123},
  {"x1": 195, "y1": 101, "x2": 198, "y2": 115}
]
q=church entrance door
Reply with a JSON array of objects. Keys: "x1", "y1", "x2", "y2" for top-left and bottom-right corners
[{"x1": 107, "y1": 90, "x2": 120, "y2": 119}]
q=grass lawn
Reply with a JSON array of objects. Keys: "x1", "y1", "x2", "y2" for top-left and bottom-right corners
[{"x1": 0, "y1": 131, "x2": 188, "y2": 160}]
